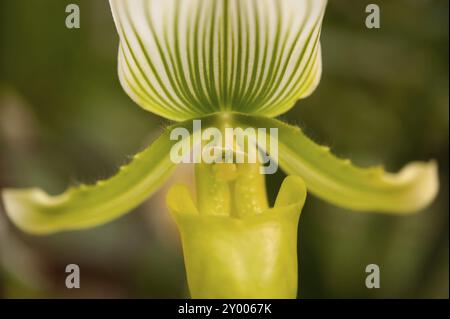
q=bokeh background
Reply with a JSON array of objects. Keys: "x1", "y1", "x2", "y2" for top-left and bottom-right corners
[{"x1": 0, "y1": 0, "x2": 448, "y2": 298}]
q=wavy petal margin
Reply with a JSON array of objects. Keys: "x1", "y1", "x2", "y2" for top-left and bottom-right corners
[
  {"x1": 110, "y1": 0, "x2": 327, "y2": 121},
  {"x1": 233, "y1": 114, "x2": 439, "y2": 213},
  {"x1": 1, "y1": 128, "x2": 182, "y2": 234}
]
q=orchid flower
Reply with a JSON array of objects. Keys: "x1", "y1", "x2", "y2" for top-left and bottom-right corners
[{"x1": 1, "y1": 0, "x2": 438, "y2": 298}]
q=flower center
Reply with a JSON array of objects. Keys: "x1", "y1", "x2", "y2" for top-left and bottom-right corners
[{"x1": 195, "y1": 162, "x2": 268, "y2": 218}]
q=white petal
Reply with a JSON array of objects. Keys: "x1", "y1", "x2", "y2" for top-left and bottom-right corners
[{"x1": 110, "y1": 0, "x2": 327, "y2": 120}]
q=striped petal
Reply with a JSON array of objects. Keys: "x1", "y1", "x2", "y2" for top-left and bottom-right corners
[{"x1": 110, "y1": 0, "x2": 327, "y2": 121}]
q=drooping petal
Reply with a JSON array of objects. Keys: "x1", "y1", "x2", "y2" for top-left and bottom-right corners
[
  {"x1": 233, "y1": 114, "x2": 439, "y2": 213},
  {"x1": 1, "y1": 128, "x2": 183, "y2": 235},
  {"x1": 110, "y1": 0, "x2": 327, "y2": 121}
]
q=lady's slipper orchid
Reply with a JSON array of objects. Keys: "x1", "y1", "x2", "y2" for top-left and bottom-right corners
[{"x1": 1, "y1": 0, "x2": 438, "y2": 298}]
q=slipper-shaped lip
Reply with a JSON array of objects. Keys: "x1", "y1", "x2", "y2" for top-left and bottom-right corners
[{"x1": 166, "y1": 175, "x2": 306, "y2": 299}]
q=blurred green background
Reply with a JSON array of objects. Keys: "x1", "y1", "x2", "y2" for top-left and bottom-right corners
[{"x1": 0, "y1": 0, "x2": 448, "y2": 298}]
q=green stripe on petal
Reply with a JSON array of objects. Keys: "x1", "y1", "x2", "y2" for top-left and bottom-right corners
[
  {"x1": 233, "y1": 114, "x2": 439, "y2": 213},
  {"x1": 1, "y1": 128, "x2": 182, "y2": 235},
  {"x1": 110, "y1": 0, "x2": 327, "y2": 121}
]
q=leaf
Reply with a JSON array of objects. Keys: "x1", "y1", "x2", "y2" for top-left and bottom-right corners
[
  {"x1": 233, "y1": 113, "x2": 439, "y2": 213},
  {"x1": 1, "y1": 128, "x2": 182, "y2": 235},
  {"x1": 110, "y1": 0, "x2": 327, "y2": 121}
]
